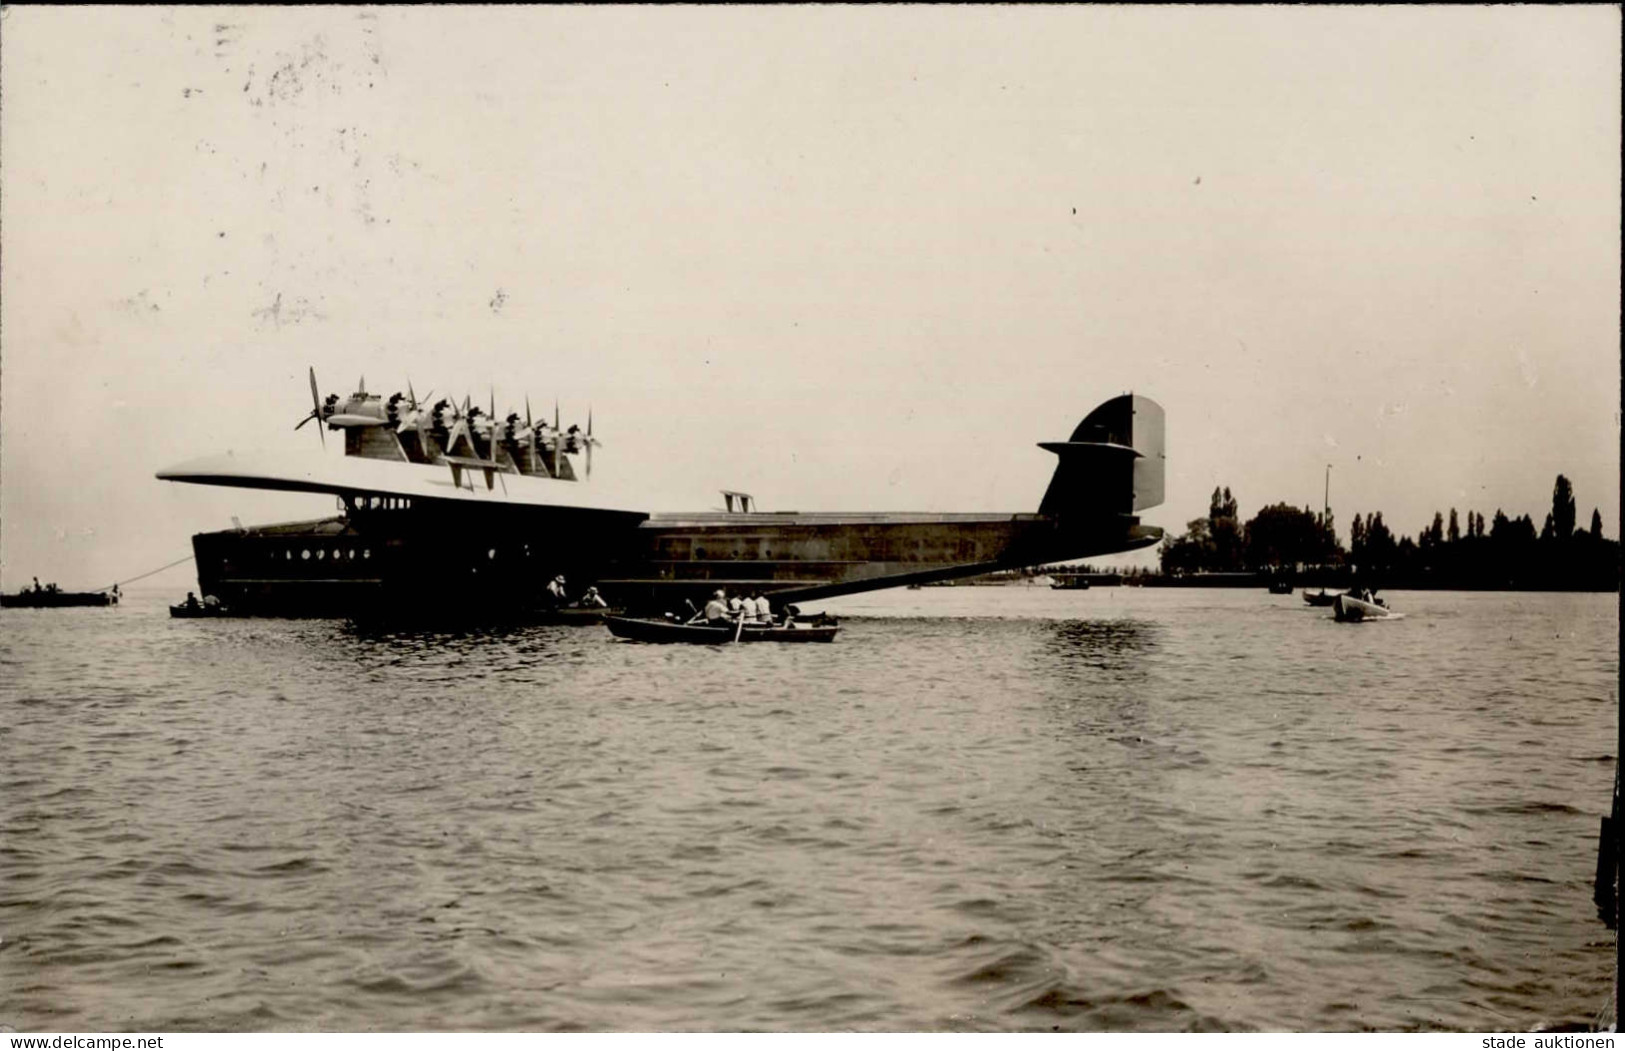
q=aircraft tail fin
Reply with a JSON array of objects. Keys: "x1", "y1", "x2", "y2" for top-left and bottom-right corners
[{"x1": 1038, "y1": 394, "x2": 1165, "y2": 518}]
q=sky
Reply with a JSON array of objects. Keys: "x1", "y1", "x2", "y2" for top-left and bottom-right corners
[{"x1": 2, "y1": 6, "x2": 1619, "y2": 591}]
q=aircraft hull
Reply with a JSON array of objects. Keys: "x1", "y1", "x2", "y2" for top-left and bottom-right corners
[{"x1": 186, "y1": 507, "x2": 1161, "y2": 617}]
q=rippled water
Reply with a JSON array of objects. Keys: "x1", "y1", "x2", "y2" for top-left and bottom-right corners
[{"x1": 1, "y1": 585, "x2": 1616, "y2": 1031}]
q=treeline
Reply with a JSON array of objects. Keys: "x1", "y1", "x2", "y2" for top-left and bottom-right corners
[{"x1": 1159, "y1": 475, "x2": 1619, "y2": 590}]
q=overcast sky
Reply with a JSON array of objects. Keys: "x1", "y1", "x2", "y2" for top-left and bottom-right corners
[{"x1": 2, "y1": 6, "x2": 1618, "y2": 590}]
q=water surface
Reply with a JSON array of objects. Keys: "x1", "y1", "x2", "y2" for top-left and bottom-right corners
[{"x1": 1, "y1": 586, "x2": 1616, "y2": 1031}]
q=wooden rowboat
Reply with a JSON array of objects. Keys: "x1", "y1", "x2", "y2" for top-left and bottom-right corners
[
  {"x1": 531, "y1": 606, "x2": 619, "y2": 626},
  {"x1": 606, "y1": 615, "x2": 839, "y2": 644}
]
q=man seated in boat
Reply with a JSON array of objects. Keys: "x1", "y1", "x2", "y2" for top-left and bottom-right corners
[
  {"x1": 1349, "y1": 583, "x2": 1386, "y2": 608},
  {"x1": 184, "y1": 591, "x2": 201, "y2": 610},
  {"x1": 203, "y1": 594, "x2": 221, "y2": 609},
  {"x1": 749, "y1": 591, "x2": 773, "y2": 625},
  {"x1": 546, "y1": 575, "x2": 568, "y2": 608},
  {"x1": 576, "y1": 586, "x2": 608, "y2": 610},
  {"x1": 688, "y1": 589, "x2": 732, "y2": 626}
]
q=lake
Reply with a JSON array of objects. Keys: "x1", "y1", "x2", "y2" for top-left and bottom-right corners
[{"x1": 1, "y1": 585, "x2": 1616, "y2": 1031}]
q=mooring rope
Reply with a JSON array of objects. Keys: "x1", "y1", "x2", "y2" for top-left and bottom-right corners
[{"x1": 98, "y1": 554, "x2": 195, "y2": 592}]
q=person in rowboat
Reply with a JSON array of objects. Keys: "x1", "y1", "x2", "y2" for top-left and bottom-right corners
[{"x1": 688, "y1": 589, "x2": 731, "y2": 626}]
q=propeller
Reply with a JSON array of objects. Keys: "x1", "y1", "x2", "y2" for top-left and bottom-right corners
[
  {"x1": 295, "y1": 366, "x2": 326, "y2": 449},
  {"x1": 518, "y1": 396, "x2": 539, "y2": 468},
  {"x1": 584, "y1": 407, "x2": 601, "y2": 479},
  {"x1": 399, "y1": 382, "x2": 434, "y2": 432},
  {"x1": 488, "y1": 387, "x2": 501, "y2": 461},
  {"x1": 406, "y1": 380, "x2": 434, "y2": 412}
]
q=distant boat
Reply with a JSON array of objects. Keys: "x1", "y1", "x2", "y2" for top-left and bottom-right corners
[
  {"x1": 1303, "y1": 588, "x2": 1343, "y2": 607},
  {"x1": 1267, "y1": 579, "x2": 1295, "y2": 594},
  {"x1": 3, "y1": 588, "x2": 117, "y2": 609},
  {"x1": 1333, "y1": 592, "x2": 1396, "y2": 622},
  {"x1": 531, "y1": 606, "x2": 619, "y2": 626},
  {"x1": 170, "y1": 602, "x2": 228, "y2": 618},
  {"x1": 606, "y1": 614, "x2": 839, "y2": 644},
  {"x1": 1050, "y1": 573, "x2": 1091, "y2": 590}
]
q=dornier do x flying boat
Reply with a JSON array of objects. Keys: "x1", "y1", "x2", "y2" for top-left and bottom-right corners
[{"x1": 156, "y1": 369, "x2": 1165, "y2": 616}]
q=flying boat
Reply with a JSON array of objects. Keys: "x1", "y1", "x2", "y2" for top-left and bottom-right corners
[{"x1": 156, "y1": 369, "x2": 1166, "y2": 617}]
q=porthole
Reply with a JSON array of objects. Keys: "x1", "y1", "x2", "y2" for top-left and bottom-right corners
[
  {"x1": 285, "y1": 549, "x2": 293, "y2": 560},
  {"x1": 487, "y1": 548, "x2": 497, "y2": 560},
  {"x1": 301, "y1": 549, "x2": 311, "y2": 560},
  {"x1": 363, "y1": 549, "x2": 371, "y2": 560},
  {"x1": 349, "y1": 548, "x2": 357, "y2": 560},
  {"x1": 316, "y1": 549, "x2": 325, "y2": 560}
]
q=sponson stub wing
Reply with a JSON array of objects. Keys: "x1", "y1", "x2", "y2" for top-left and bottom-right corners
[{"x1": 155, "y1": 450, "x2": 651, "y2": 519}]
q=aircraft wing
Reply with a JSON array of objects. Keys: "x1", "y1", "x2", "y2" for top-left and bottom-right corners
[{"x1": 156, "y1": 450, "x2": 652, "y2": 517}]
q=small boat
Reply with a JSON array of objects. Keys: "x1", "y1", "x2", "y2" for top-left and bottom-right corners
[
  {"x1": 1332, "y1": 592, "x2": 1396, "y2": 622},
  {"x1": 3, "y1": 589, "x2": 118, "y2": 608},
  {"x1": 170, "y1": 602, "x2": 230, "y2": 618},
  {"x1": 1303, "y1": 588, "x2": 1343, "y2": 607},
  {"x1": 1050, "y1": 573, "x2": 1091, "y2": 590},
  {"x1": 1267, "y1": 579, "x2": 1294, "y2": 594},
  {"x1": 531, "y1": 606, "x2": 619, "y2": 626},
  {"x1": 606, "y1": 614, "x2": 839, "y2": 644}
]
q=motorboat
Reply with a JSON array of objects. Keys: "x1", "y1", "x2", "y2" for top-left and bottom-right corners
[
  {"x1": 170, "y1": 602, "x2": 228, "y2": 618},
  {"x1": 1332, "y1": 592, "x2": 1396, "y2": 622},
  {"x1": 1303, "y1": 588, "x2": 1343, "y2": 607},
  {"x1": 4, "y1": 588, "x2": 118, "y2": 608}
]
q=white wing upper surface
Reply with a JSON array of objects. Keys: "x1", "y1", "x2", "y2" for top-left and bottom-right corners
[{"x1": 156, "y1": 450, "x2": 653, "y2": 517}]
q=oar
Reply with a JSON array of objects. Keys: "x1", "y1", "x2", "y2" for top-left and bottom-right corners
[{"x1": 733, "y1": 606, "x2": 747, "y2": 643}]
